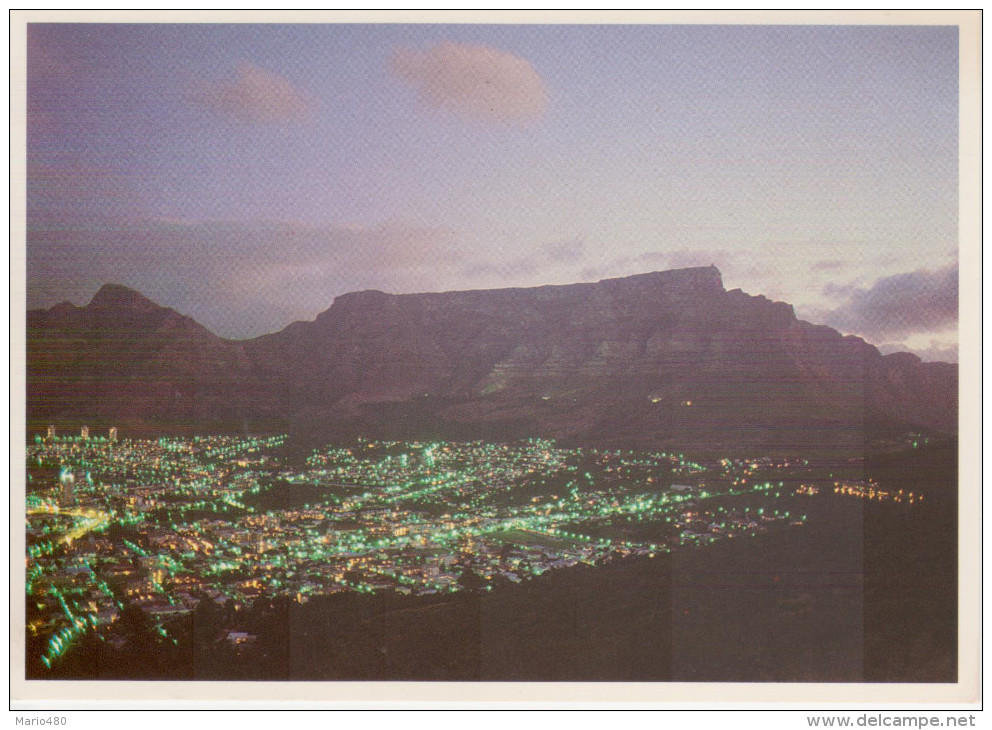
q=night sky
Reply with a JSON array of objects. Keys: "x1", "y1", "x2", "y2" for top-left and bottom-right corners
[{"x1": 26, "y1": 23, "x2": 959, "y2": 360}]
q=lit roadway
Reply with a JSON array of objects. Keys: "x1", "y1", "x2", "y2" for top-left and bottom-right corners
[{"x1": 27, "y1": 506, "x2": 110, "y2": 544}]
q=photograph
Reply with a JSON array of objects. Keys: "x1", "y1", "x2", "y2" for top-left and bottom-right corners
[{"x1": 11, "y1": 9, "x2": 980, "y2": 711}]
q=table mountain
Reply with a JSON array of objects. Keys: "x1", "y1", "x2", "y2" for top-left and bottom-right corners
[{"x1": 27, "y1": 267, "x2": 957, "y2": 453}]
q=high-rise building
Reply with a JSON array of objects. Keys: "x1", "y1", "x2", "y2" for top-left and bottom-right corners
[
  {"x1": 109, "y1": 427, "x2": 118, "y2": 442},
  {"x1": 59, "y1": 467, "x2": 75, "y2": 506},
  {"x1": 80, "y1": 425, "x2": 89, "y2": 439},
  {"x1": 46, "y1": 425, "x2": 56, "y2": 441}
]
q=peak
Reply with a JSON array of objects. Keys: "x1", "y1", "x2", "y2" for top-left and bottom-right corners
[{"x1": 88, "y1": 284, "x2": 160, "y2": 310}]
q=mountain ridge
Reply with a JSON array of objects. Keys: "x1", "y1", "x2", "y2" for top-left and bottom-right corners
[{"x1": 26, "y1": 267, "x2": 957, "y2": 453}]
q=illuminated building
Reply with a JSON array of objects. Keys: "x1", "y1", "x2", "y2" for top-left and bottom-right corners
[
  {"x1": 80, "y1": 425, "x2": 90, "y2": 439},
  {"x1": 59, "y1": 467, "x2": 75, "y2": 506},
  {"x1": 109, "y1": 427, "x2": 118, "y2": 442},
  {"x1": 46, "y1": 425, "x2": 56, "y2": 441}
]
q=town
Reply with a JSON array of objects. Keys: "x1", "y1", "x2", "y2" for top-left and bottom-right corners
[{"x1": 25, "y1": 427, "x2": 918, "y2": 671}]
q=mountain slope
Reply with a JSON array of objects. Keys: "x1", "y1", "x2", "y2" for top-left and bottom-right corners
[
  {"x1": 27, "y1": 284, "x2": 279, "y2": 433},
  {"x1": 27, "y1": 268, "x2": 957, "y2": 452}
]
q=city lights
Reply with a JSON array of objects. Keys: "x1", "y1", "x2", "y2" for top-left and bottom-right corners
[{"x1": 25, "y1": 431, "x2": 920, "y2": 670}]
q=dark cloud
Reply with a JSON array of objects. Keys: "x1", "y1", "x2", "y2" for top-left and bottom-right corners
[{"x1": 820, "y1": 263, "x2": 958, "y2": 341}]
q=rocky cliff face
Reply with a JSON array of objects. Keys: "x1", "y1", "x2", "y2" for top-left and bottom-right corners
[{"x1": 27, "y1": 268, "x2": 957, "y2": 452}]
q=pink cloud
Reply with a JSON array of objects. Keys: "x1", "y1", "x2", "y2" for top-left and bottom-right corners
[
  {"x1": 198, "y1": 62, "x2": 311, "y2": 123},
  {"x1": 390, "y1": 42, "x2": 546, "y2": 124}
]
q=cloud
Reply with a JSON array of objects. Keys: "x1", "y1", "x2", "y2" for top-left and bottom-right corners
[
  {"x1": 878, "y1": 341, "x2": 958, "y2": 363},
  {"x1": 196, "y1": 62, "x2": 311, "y2": 123},
  {"x1": 390, "y1": 42, "x2": 546, "y2": 123},
  {"x1": 819, "y1": 263, "x2": 958, "y2": 341},
  {"x1": 822, "y1": 281, "x2": 857, "y2": 299}
]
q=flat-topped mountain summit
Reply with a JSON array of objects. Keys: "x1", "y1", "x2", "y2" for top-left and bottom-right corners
[{"x1": 27, "y1": 267, "x2": 957, "y2": 452}]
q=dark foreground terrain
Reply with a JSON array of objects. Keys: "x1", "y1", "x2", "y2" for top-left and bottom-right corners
[{"x1": 29, "y1": 441, "x2": 956, "y2": 683}]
